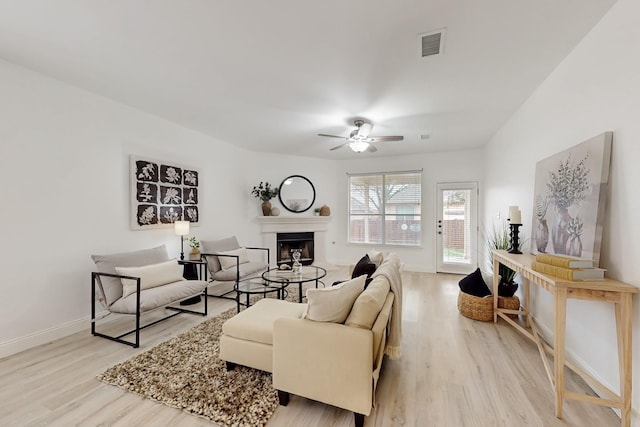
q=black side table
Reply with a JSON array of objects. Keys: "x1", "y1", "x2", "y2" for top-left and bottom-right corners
[{"x1": 178, "y1": 259, "x2": 208, "y2": 305}]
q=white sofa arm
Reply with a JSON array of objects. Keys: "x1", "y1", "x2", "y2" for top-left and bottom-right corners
[{"x1": 273, "y1": 317, "x2": 374, "y2": 416}]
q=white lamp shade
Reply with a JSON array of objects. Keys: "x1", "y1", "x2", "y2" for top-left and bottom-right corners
[
  {"x1": 349, "y1": 141, "x2": 370, "y2": 153},
  {"x1": 174, "y1": 220, "x2": 190, "y2": 236}
]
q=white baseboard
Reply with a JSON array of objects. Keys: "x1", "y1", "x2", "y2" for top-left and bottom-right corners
[
  {"x1": 0, "y1": 316, "x2": 89, "y2": 359},
  {"x1": 402, "y1": 264, "x2": 435, "y2": 273}
]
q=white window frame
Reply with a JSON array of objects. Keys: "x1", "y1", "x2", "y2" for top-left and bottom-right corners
[{"x1": 348, "y1": 170, "x2": 422, "y2": 247}]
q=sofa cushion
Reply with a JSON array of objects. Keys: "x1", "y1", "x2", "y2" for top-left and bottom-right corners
[
  {"x1": 351, "y1": 254, "x2": 377, "y2": 280},
  {"x1": 116, "y1": 259, "x2": 183, "y2": 298},
  {"x1": 91, "y1": 245, "x2": 170, "y2": 306},
  {"x1": 222, "y1": 298, "x2": 306, "y2": 345},
  {"x1": 304, "y1": 275, "x2": 365, "y2": 323},
  {"x1": 211, "y1": 261, "x2": 267, "y2": 281},
  {"x1": 345, "y1": 276, "x2": 390, "y2": 329},
  {"x1": 200, "y1": 236, "x2": 241, "y2": 275},
  {"x1": 459, "y1": 267, "x2": 492, "y2": 297},
  {"x1": 109, "y1": 280, "x2": 207, "y2": 314},
  {"x1": 218, "y1": 247, "x2": 250, "y2": 271}
]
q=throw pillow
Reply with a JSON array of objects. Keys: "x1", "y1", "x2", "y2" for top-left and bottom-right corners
[
  {"x1": 304, "y1": 275, "x2": 366, "y2": 323},
  {"x1": 458, "y1": 267, "x2": 492, "y2": 297},
  {"x1": 116, "y1": 259, "x2": 183, "y2": 298},
  {"x1": 345, "y1": 277, "x2": 390, "y2": 329},
  {"x1": 218, "y1": 247, "x2": 250, "y2": 271},
  {"x1": 367, "y1": 250, "x2": 384, "y2": 268},
  {"x1": 351, "y1": 254, "x2": 377, "y2": 280}
]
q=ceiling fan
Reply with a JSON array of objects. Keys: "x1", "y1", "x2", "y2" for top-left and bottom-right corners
[{"x1": 318, "y1": 120, "x2": 404, "y2": 153}]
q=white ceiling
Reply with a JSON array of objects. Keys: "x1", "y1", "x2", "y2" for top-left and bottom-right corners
[{"x1": 0, "y1": 1, "x2": 616, "y2": 159}]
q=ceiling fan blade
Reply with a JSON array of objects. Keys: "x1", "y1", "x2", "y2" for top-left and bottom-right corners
[
  {"x1": 366, "y1": 144, "x2": 378, "y2": 153},
  {"x1": 368, "y1": 136, "x2": 404, "y2": 142},
  {"x1": 329, "y1": 142, "x2": 348, "y2": 151},
  {"x1": 318, "y1": 133, "x2": 348, "y2": 139}
]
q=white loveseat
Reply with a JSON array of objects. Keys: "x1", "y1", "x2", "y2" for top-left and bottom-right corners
[{"x1": 220, "y1": 253, "x2": 402, "y2": 427}]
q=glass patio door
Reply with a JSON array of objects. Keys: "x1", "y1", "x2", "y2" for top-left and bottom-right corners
[{"x1": 436, "y1": 182, "x2": 478, "y2": 274}]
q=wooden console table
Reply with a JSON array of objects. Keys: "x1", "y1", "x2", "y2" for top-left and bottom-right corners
[{"x1": 492, "y1": 250, "x2": 637, "y2": 427}]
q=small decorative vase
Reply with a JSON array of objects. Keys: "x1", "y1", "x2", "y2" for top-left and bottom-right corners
[
  {"x1": 189, "y1": 248, "x2": 201, "y2": 261},
  {"x1": 270, "y1": 207, "x2": 280, "y2": 216},
  {"x1": 261, "y1": 200, "x2": 272, "y2": 216},
  {"x1": 319, "y1": 205, "x2": 330, "y2": 216},
  {"x1": 536, "y1": 218, "x2": 549, "y2": 253}
]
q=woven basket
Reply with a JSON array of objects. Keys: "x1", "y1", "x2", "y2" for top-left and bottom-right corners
[
  {"x1": 457, "y1": 291, "x2": 494, "y2": 321},
  {"x1": 457, "y1": 292, "x2": 521, "y2": 322},
  {"x1": 498, "y1": 295, "x2": 520, "y2": 319}
]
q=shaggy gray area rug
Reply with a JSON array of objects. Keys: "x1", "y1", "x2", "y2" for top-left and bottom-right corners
[{"x1": 98, "y1": 305, "x2": 278, "y2": 427}]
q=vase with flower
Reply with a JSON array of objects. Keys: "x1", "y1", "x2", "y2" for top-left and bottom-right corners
[
  {"x1": 251, "y1": 181, "x2": 279, "y2": 216},
  {"x1": 187, "y1": 236, "x2": 201, "y2": 260}
]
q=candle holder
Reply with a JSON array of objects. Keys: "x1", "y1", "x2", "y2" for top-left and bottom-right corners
[{"x1": 508, "y1": 223, "x2": 523, "y2": 254}]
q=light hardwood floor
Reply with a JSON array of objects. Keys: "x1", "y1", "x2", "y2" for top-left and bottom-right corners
[{"x1": 0, "y1": 269, "x2": 621, "y2": 426}]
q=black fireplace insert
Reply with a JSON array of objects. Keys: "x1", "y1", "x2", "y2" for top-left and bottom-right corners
[{"x1": 277, "y1": 232, "x2": 314, "y2": 266}]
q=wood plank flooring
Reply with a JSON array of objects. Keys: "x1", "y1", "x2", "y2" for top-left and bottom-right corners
[{"x1": 0, "y1": 269, "x2": 621, "y2": 426}]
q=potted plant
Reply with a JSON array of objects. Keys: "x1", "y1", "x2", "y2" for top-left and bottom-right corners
[
  {"x1": 251, "y1": 181, "x2": 279, "y2": 216},
  {"x1": 485, "y1": 220, "x2": 518, "y2": 297},
  {"x1": 187, "y1": 236, "x2": 201, "y2": 260}
]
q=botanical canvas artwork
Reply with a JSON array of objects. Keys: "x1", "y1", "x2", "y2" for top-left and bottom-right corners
[
  {"x1": 130, "y1": 155, "x2": 200, "y2": 230},
  {"x1": 530, "y1": 132, "x2": 612, "y2": 266}
]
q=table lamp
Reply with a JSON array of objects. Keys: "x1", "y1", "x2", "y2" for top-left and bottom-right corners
[{"x1": 174, "y1": 220, "x2": 190, "y2": 260}]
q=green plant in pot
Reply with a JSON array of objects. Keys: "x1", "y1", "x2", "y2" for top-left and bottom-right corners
[
  {"x1": 485, "y1": 220, "x2": 519, "y2": 297},
  {"x1": 187, "y1": 236, "x2": 201, "y2": 260},
  {"x1": 251, "y1": 181, "x2": 279, "y2": 216}
]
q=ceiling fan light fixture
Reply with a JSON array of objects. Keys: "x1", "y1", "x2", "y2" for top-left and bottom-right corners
[{"x1": 349, "y1": 141, "x2": 370, "y2": 153}]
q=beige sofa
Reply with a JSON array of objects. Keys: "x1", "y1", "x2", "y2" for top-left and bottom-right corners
[{"x1": 220, "y1": 253, "x2": 402, "y2": 427}]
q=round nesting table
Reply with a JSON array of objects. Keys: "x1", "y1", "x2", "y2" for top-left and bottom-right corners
[
  {"x1": 235, "y1": 279, "x2": 283, "y2": 312},
  {"x1": 262, "y1": 266, "x2": 327, "y2": 303}
]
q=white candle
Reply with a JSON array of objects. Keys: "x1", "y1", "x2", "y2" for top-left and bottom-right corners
[{"x1": 509, "y1": 206, "x2": 522, "y2": 224}]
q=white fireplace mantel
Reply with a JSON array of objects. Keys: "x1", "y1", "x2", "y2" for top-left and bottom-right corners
[{"x1": 256, "y1": 216, "x2": 331, "y2": 266}]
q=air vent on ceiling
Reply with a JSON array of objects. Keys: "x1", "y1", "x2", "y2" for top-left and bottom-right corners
[{"x1": 420, "y1": 28, "x2": 446, "y2": 57}]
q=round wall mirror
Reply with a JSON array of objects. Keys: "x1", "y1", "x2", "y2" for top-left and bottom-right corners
[{"x1": 278, "y1": 175, "x2": 316, "y2": 213}]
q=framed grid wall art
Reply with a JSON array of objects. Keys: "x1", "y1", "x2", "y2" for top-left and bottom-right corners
[{"x1": 130, "y1": 155, "x2": 200, "y2": 230}]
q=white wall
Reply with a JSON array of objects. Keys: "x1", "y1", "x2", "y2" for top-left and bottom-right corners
[
  {"x1": 483, "y1": 0, "x2": 640, "y2": 420},
  {"x1": 333, "y1": 150, "x2": 484, "y2": 271},
  {"x1": 0, "y1": 59, "x2": 337, "y2": 356}
]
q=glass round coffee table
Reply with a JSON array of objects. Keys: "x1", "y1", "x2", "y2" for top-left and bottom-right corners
[
  {"x1": 235, "y1": 278, "x2": 284, "y2": 312},
  {"x1": 262, "y1": 265, "x2": 327, "y2": 303}
]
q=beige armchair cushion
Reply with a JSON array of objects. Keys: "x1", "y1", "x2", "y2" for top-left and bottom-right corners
[
  {"x1": 303, "y1": 275, "x2": 365, "y2": 323},
  {"x1": 211, "y1": 261, "x2": 267, "y2": 281},
  {"x1": 218, "y1": 247, "x2": 250, "y2": 270},
  {"x1": 116, "y1": 259, "x2": 183, "y2": 298},
  {"x1": 109, "y1": 280, "x2": 207, "y2": 314},
  {"x1": 200, "y1": 236, "x2": 241, "y2": 275},
  {"x1": 91, "y1": 245, "x2": 170, "y2": 306}
]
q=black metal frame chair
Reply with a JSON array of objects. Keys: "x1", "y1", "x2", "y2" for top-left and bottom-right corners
[
  {"x1": 91, "y1": 271, "x2": 208, "y2": 348},
  {"x1": 201, "y1": 247, "x2": 270, "y2": 308}
]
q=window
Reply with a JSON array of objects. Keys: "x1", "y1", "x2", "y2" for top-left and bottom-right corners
[{"x1": 349, "y1": 171, "x2": 422, "y2": 246}]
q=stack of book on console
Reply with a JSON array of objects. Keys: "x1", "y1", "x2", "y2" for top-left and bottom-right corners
[{"x1": 531, "y1": 254, "x2": 606, "y2": 281}]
